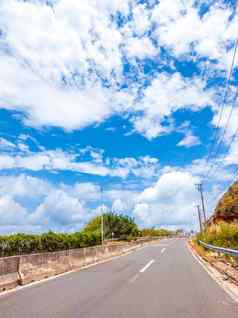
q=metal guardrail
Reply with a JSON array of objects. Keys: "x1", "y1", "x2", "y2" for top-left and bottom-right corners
[{"x1": 199, "y1": 241, "x2": 238, "y2": 259}]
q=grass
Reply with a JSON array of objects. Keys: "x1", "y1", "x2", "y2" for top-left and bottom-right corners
[
  {"x1": 197, "y1": 222, "x2": 238, "y2": 249},
  {"x1": 194, "y1": 222, "x2": 238, "y2": 266}
]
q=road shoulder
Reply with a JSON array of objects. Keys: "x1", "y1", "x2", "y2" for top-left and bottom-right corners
[{"x1": 187, "y1": 240, "x2": 238, "y2": 303}]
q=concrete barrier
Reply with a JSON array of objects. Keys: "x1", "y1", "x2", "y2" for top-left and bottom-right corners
[
  {"x1": 84, "y1": 246, "x2": 99, "y2": 265},
  {"x1": 19, "y1": 250, "x2": 72, "y2": 285},
  {"x1": 0, "y1": 239, "x2": 158, "y2": 290},
  {"x1": 69, "y1": 248, "x2": 85, "y2": 269},
  {"x1": 0, "y1": 256, "x2": 20, "y2": 291}
]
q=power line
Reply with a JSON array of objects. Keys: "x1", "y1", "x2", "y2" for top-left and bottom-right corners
[
  {"x1": 204, "y1": 39, "x2": 238, "y2": 180},
  {"x1": 207, "y1": 105, "x2": 238, "y2": 181},
  {"x1": 209, "y1": 91, "x2": 238, "y2": 175}
]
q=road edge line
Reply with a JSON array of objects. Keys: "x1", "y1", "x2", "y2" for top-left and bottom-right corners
[{"x1": 186, "y1": 241, "x2": 238, "y2": 303}]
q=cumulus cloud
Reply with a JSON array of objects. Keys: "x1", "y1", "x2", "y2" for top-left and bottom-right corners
[
  {"x1": 133, "y1": 171, "x2": 200, "y2": 228},
  {"x1": 0, "y1": 0, "x2": 229, "y2": 139},
  {"x1": 0, "y1": 196, "x2": 27, "y2": 226},
  {"x1": 133, "y1": 73, "x2": 213, "y2": 139},
  {"x1": 0, "y1": 145, "x2": 160, "y2": 179},
  {"x1": 30, "y1": 190, "x2": 85, "y2": 228},
  {"x1": 0, "y1": 175, "x2": 98, "y2": 232},
  {"x1": 0, "y1": 165, "x2": 233, "y2": 233},
  {"x1": 0, "y1": 0, "x2": 132, "y2": 130},
  {"x1": 152, "y1": 0, "x2": 238, "y2": 69}
]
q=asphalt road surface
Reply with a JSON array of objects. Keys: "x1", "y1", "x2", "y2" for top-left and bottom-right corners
[{"x1": 0, "y1": 239, "x2": 238, "y2": 318}]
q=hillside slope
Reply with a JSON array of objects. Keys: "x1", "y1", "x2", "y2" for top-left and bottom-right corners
[{"x1": 210, "y1": 182, "x2": 238, "y2": 224}]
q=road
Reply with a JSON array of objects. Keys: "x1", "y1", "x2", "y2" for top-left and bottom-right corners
[{"x1": 0, "y1": 239, "x2": 237, "y2": 317}]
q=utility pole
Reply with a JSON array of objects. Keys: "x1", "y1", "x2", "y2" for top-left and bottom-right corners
[
  {"x1": 101, "y1": 186, "x2": 104, "y2": 246},
  {"x1": 195, "y1": 183, "x2": 207, "y2": 225},
  {"x1": 196, "y1": 204, "x2": 203, "y2": 232}
]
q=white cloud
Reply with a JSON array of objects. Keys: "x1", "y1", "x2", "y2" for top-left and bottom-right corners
[
  {"x1": 0, "y1": 0, "x2": 225, "y2": 139},
  {"x1": 224, "y1": 140, "x2": 238, "y2": 165},
  {"x1": 0, "y1": 174, "x2": 50, "y2": 199},
  {"x1": 112, "y1": 156, "x2": 160, "y2": 178},
  {"x1": 0, "y1": 196, "x2": 27, "y2": 226},
  {"x1": 0, "y1": 165, "x2": 233, "y2": 233},
  {"x1": 30, "y1": 190, "x2": 85, "y2": 228},
  {"x1": 0, "y1": 174, "x2": 98, "y2": 232},
  {"x1": 0, "y1": 0, "x2": 132, "y2": 130},
  {"x1": 131, "y1": 3, "x2": 151, "y2": 36},
  {"x1": 72, "y1": 183, "x2": 101, "y2": 201},
  {"x1": 125, "y1": 37, "x2": 157, "y2": 59},
  {"x1": 112, "y1": 199, "x2": 128, "y2": 213},
  {"x1": 212, "y1": 106, "x2": 238, "y2": 144},
  {"x1": 0, "y1": 53, "x2": 114, "y2": 130},
  {"x1": 152, "y1": 0, "x2": 238, "y2": 69},
  {"x1": 133, "y1": 73, "x2": 213, "y2": 139},
  {"x1": 177, "y1": 131, "x2": 201, "y2": 148},
  {"x1": 133, "y1": 170, "x2": 200, "y2": 228},
  {"x1": 0, "y1": 137, "x2": 16, "y2": 151},
  {"x1": 0, "y1": 147, "x2": 160, "y2": 179}
]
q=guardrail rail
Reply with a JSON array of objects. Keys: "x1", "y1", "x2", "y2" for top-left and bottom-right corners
[{"x1": 199, "y1": 241, "x2": 238, "y2": 259}]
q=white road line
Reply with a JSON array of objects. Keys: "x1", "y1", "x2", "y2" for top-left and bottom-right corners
[
  {"x1": 187, "y1": 242, "x2": 238, "y2": 303},
  {"x1": 161, "y1": 248, "x2": 166, "y2": 254},
  {"x1": 140, "y1": 259, "x2": 155, "y2": 273},
  {"x1": 129, "y1": 273, "x2": 139, "y2": 283}
]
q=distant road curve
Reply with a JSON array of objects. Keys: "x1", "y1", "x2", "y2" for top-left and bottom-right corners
[{"x1": 0, "y1": 239, "x2": 237, "y2": 318}]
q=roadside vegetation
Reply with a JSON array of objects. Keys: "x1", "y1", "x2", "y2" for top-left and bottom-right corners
[
  {"x1": 192, "y1": 223, "x2": 238, "y2": 266},
  {"x1": 196, "y1": 222, "x2": 238, "y2": 249},
  {"x1": 193, "y1": 180, "x2": 238, "y2": 265},
  {"x1": 140, "y1": 228, "x2": 174, "y2": 237},
  {"x1": 0, "y1": 212, "x2": 173, "y2": 257},
  {"x1": 84, "y1": 213, "x2": 139, "y2": 241},
  {"x1": 0, "y1": 231, "x2": 100, "y2": 257}
]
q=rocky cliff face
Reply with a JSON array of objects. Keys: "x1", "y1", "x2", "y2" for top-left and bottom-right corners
[{"x1": 211, "y1": 182, "x2": 238, "y2": 224}]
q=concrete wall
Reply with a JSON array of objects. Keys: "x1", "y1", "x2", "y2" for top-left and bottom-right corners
[
  {"x1": 0, "y1": 256, "x2": 20, "y2": 291},
  {"x1": 19, "y1": 250, "x2": 72, "y2": 285},
  {"x1": 0, "y1": 239, "x2": 157, "y2": 291}
]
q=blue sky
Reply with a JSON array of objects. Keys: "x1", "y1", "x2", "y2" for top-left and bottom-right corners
[{"x1": 0, "y1": 0, "x2": 238, "y2": 233}]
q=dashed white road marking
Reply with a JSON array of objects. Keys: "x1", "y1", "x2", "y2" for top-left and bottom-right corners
[
  {"x1": 161, "y1": 248, "x2": 166, "y2": 254},
  {"x1": 140, "y1": 259, "x2": 155, "y2": 273},
  {"x1": 129, "y1": 273, "x2": 139, "y2": 283}
]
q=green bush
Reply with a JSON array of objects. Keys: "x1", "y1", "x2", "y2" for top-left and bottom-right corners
[
  {"x1": 0, "y1": 212, "x2": 139, "y2": 256},
  {"x1": 0, "y1": 212, "x2": 174, "y2": 257},
  {"x1": 0, "y1": 231, "x2": 101, "y2": 257},
  {"x1": 141, "y1": 228, "x2": 174, "y2": 237}
]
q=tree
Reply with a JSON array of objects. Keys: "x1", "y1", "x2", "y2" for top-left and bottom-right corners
[{"x1": 83, "y1": 212, "x2": 139, "y2": 240}]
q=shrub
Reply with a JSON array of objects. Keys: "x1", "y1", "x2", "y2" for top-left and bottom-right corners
[
  {"x1": 0, "y1": 231, "x2": 101, "y2": 257},
  {"x1": 197, "y1": 222, "x2": 238, "y2": 249}
]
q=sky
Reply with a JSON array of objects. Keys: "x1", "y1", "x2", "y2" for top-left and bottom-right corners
[{"x1": 0, "y1": 0, "x2": 238, "y2": 234}]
